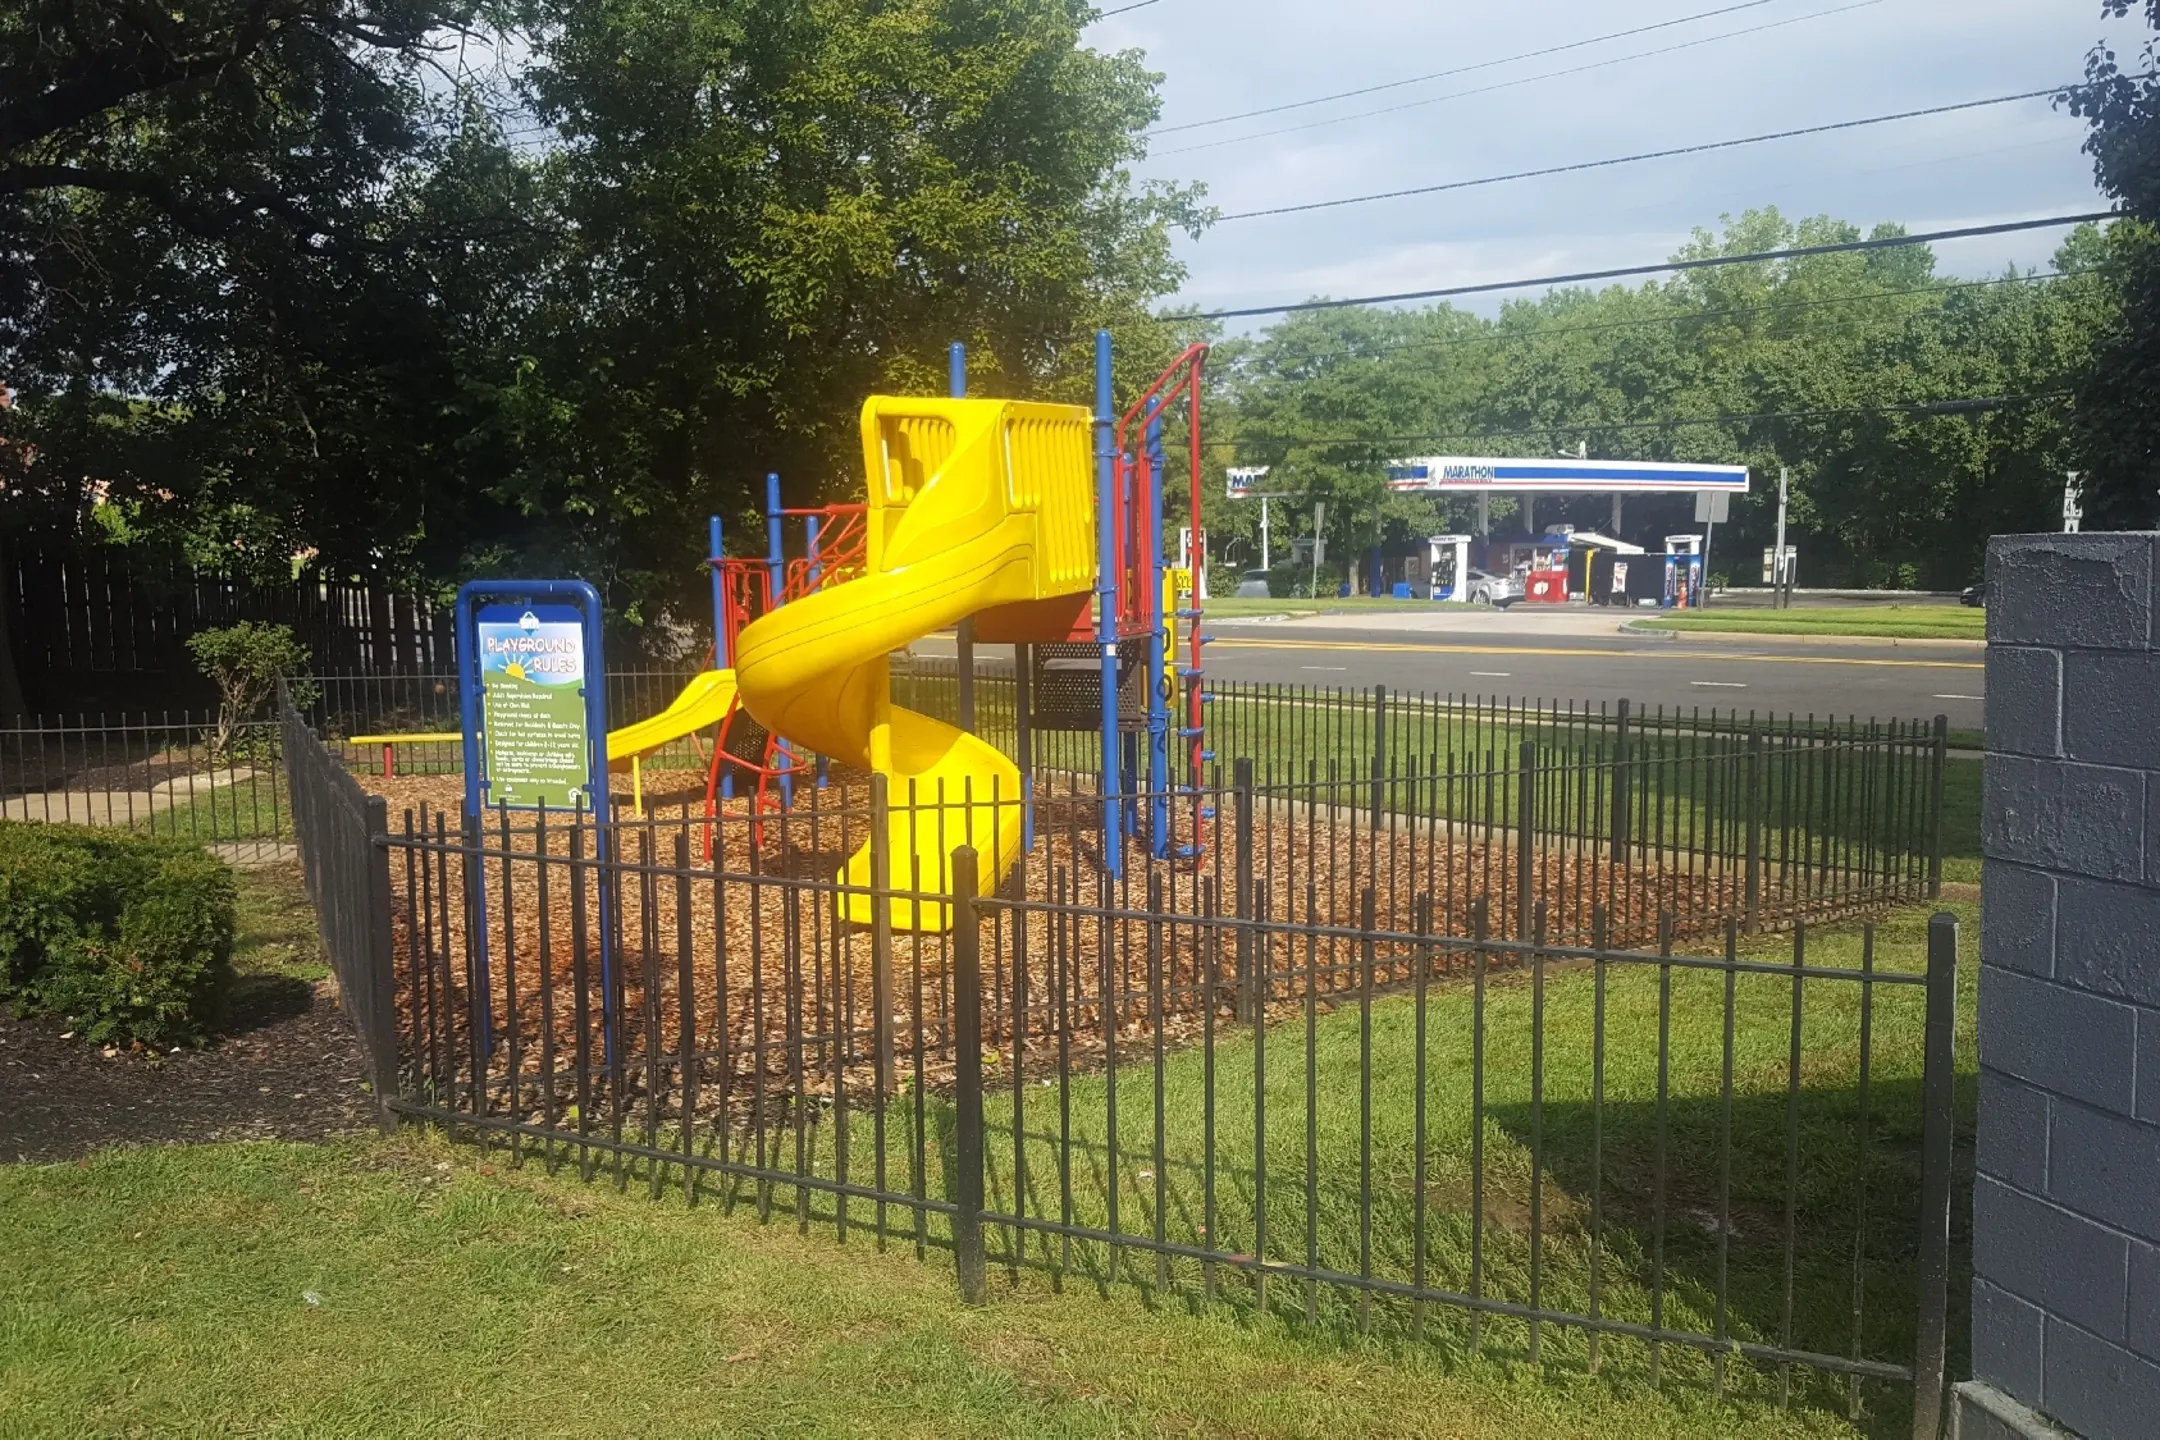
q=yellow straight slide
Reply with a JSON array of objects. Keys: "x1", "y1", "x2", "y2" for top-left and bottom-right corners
[
  {"x1": 734, "y1": 395, "x2": 1096, "y2": 930},
  {"x1": 606, "y1": 668, "x2": 740, "y2": 763}
]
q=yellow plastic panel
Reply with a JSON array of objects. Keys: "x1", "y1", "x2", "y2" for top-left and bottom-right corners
[{"x1": 733, "y1": 393, "x2": 1097, "y2": 931}]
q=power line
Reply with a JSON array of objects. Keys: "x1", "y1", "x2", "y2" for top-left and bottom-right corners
[
  {"x1": 1273, "y1": 271, "x2": 2069, "y2": 366},
  {"x1": 1152, "y1": 0, "x2": 1882, "y2": 158},
  {"x1": 1218, "y1": 86, "x2": 2077, "y2": 221},
  {"x1": 1205, "y1": 393, "x2": 2071, "y2": 453},
  {"x1": 1151, "y1": 0, "x2": 1782, "y2": 135},
  {"x1": 1096, "y1": 0, "x2": 1162, "y2": 16},
  {"x1": 1186, "y1": 212, "x2": 2115, "y2": 320}
]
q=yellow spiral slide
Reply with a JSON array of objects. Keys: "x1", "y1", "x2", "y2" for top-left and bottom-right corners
[{"x1": 734, "y1": 396, "x2": 1097, "y2": 930}]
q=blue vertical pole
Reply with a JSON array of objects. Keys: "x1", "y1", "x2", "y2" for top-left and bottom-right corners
[
  {"x1": 951, "y1": 343, "x2": 976, "y2": 735},
  {"x1": 711, "y1": 512, "x2": 734, "y2": 801},
  {"x1": 765, "y1": 473, "x2": 785, "y2": 596},
  {"x1": 577, "y1": 585, "x2": 617, "y2": 1067},
  {"x1": 765, "y1": 472, "x2": 793, "y2": 808},
  {"x1": 452, "y1": 586, "x2": 494, "y2": 1058},
  {"x1": 807, "y1": 514, "x2": 829, "y2": 788},
  {"x1": 708, "y1": 514, "x2": 727, "y2": 667},
  {"x1": 1093, "y1": 330, "x2": 1122, "y2": 877},
  {"x1": 1145, "y1": 408, "x2": 1170, "y2": 859}
]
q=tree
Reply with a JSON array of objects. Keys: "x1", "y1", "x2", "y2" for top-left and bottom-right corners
[
  {"x1": 2059, "y1": 1, "x2": 2160, "y2": 525},
  {"x1": 1218, "y1": 210, "x2": 2101, "y2": 589},
  {"x1": 0, "y1": 2, "x2": 537, "y2": 711},
  {"x1": 479, "y1": 0, "x2": 1206, "y2": 643}
]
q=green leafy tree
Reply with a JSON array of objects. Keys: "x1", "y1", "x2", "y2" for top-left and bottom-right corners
[
  {"x1": 2059, "y1": 4, "x2": 2160, "y2": 525},
  {"x1": 477, "y1": 0, "x2": 1207, "y2": 640}
]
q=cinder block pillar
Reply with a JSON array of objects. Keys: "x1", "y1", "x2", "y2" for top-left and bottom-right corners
[{"x1": 1960, "y1": 534, "x2": 2160, "y2": 1440}]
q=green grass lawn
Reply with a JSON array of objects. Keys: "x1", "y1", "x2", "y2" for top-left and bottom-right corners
[
  {"x1": 1633, "y1": 608, "x2": 1983, "y2": 642},
  {"x1": 0, "y1": 902, "x2": 1971, "y2": 1437},
  {"x1": 1, "y1": 1132, "x2": 1872, "y2": 1439}
]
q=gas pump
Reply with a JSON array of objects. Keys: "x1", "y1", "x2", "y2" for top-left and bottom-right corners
[
  {"x1": 1663, "y1": 534, "x2": 1704, "y2": 609},
  {"x1": 1426, "y1": 534, "x2": 1472, "y2": 601}
]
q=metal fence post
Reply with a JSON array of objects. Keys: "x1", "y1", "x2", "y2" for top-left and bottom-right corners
[
  {"x1": 1612, "y1": 697, "x2": 1632, "y2": 859},
  {"x1": 1517, "y1": 740, "x2": 1536, "y2": 940},
  {"x1": 1745, "y1": 731, "x2": 1763, "y2": 935},
  {"x1": 1926, "y1": 715, "x2": 1947, "y2": 899},
  {"x1": 1234, "y1": 758, "x2": 1256, "y2": 1022},
  {"x1": 1911, "y1": 912, "x2": 1959, "y2": 1440},
  {"x1": 950, "y1": 844, "x2": 988, "y2": 1304},
  {"x1": 870, "y1": 773, "x2": 897, "y2": 1097},
  {"x1": 956, "y1": 618, "x2": 976, "y2": 734},
  {"x1": 363, "y1": 795, "x2": 400, "y2": 1132}
]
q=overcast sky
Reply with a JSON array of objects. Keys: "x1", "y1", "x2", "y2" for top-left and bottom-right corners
[{"x1": 1089, "y1": 0, "x2": 2143, "y2": 327}]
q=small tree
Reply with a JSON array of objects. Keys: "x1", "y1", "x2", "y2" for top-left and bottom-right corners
[{"x1": 186, "y1": 623, "x2": 311, "y2": 761}]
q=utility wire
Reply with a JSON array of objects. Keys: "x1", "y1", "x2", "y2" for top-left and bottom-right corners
[
  {"x1": 1151, "y1": 0, "x2": 1782, "y2": 135},
  {"x1": 1219, "y1": 86, "x2": 2081, "y2": 221},
  {"x1": 1097, "y1": 0, "x2": 1163, "y2": 16},
  {"x1": 1152, "y1": 0, "x2": 1882, "y2": 157},
  {"x1": 1187, "y1": 212, "x2": 2115, "y2": 320},
  {"x1": 1272, "y1": 271, "x2": 2069, "y2": 366},
  {"x1": 1205, "y1": 393, "x2": 2069, "y2": 453}
]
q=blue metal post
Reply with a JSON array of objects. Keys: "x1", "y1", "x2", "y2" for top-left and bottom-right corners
[
  {"x1": 711, "y1": 513, "x2": 733, "y2": 799},
  {"x1": 452, "y1": 586, "x2": 492, "y2": 1058},
  {"x1": 1145, "y1": 409, "x2": 1171, "y2": 858},
  {"x1": 708, "y1": 514, "x2": 727, "y2": 667},
  {"x1": 1093, "y1": 330, "x2": 1122, "y2": 877},
  {"x1": 951, "y1": 342, "x2": 976, "y2": 735},
  {"x1": 807, "y1": 514, "x2": 829, "y2": 788},
  {"x1": 765, "y1": 472, "x2": 793, "y2": 808}
]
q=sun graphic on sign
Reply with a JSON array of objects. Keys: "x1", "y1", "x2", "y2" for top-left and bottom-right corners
[{"x1": 504, "y1": 661, "x2": 527, "y2": 681}]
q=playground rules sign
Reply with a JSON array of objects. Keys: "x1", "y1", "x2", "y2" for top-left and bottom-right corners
[{"x1": 476, "y1": 604, "x2": 593, "y2": 809}]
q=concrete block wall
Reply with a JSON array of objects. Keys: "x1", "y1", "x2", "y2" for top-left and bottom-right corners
[{"x1": 1964, "y1": 534, "x2": 2160, "y2": 1440}]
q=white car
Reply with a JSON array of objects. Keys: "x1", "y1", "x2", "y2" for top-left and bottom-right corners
[
  {"x1": 1235, "y1": 569, "x2": 1273, "y2": 599},
  {"x1": 1462, "y1": 568, "x2": 1520, "y2": 607}
]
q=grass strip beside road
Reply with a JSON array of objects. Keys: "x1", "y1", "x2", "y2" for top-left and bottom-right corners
[{"x1": 1633, "y1": 607, "x2": 1983, "y2": 641}]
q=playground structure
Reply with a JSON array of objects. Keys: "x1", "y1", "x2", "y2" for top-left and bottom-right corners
[{"x1": 570, "y1": 332, "x2": 1212, "y2": 930}]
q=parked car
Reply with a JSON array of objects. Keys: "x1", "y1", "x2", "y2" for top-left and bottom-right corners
[
  {"x1": 1235, "y1": 569, "x2": 1272, "y2": 599},
  {"x1": 1960, "y1": 583, "x2": 1986, "y2": 608},
  {"x1": 1462, "y1": 568, "x2": 1520, "y2": 607}
]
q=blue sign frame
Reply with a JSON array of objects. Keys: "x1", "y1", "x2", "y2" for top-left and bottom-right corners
[{"x1": 455, "y1": 579, "x2": 615, "y2": 1060}]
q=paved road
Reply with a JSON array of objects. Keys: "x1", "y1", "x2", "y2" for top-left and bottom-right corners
[{"x1": 918, "y1": 609, "x2": 1986, "y2": 729}]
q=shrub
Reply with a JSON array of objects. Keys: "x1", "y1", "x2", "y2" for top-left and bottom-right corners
[
  {"x1": 186, "y1": 621, "x2": 313, "y2": 760},
  {"x1": 0, "y1": 823, "x2": 237, "y2": 1048}
]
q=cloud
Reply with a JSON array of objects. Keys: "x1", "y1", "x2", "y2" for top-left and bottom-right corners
[{"x1": 1103, "y1": 0, "x2": 2136, "y2": 316}]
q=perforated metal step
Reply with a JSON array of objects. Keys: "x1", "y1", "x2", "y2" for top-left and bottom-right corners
[{"x1": 1028, "y1": 642, "x2": 1149, "y2": 732}]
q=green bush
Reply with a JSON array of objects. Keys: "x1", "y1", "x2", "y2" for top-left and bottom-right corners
[
  {"x1": 0, "y1": 823, "x2": 237, "y2": 1048},
  {"x1": 186, "y1": 621, "x2": 314, "y2": 760}
]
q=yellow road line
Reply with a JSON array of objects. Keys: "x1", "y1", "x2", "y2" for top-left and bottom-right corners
[{"x1": 1207, "y1": 637, "x2": 1984, "y2": 670}]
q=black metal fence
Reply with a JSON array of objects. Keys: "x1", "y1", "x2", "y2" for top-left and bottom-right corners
[
  {"x1": 0, "y1": 711, "x2": 290, "y2": 849},
  {"x1": 323, "y1": 692, "x2": 1962, "y2": 1431},
  {"x1": 282, "y1": 692, "x2": 401, "y2": 1121},
  {"x1": 294, "y1": 663, "x2": 1944, "y2": 940}
]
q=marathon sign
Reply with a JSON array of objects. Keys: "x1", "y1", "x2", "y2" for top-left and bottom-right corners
[
  {"x1": 1225, "y1": 466, "x2": 1286, "y2": 498},
  {"x1": 1385, "y1": 456, "x2": 1749, "y2": 494}
]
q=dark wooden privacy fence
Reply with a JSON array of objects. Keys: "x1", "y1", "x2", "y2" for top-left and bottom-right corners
[{"x1": 5, "y1": 547, "x2": 450, "y2": 712}]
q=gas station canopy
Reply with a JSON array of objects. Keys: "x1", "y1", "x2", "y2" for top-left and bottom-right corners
[{"x1": 1386, "y1": 457, "x2": 1749, "y2": 495}]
